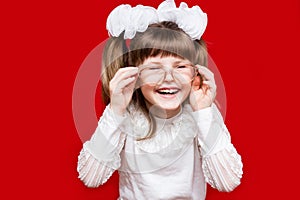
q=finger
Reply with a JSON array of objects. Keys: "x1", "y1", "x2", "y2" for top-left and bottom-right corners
[
  {"x1": 111, "y1": 76, "x2": 137, "y2": 94},
  {"x1": 201, "y1": 84, "x2": 209, "y2": 93},
  {"x1": 196, "y1": 65, "x2": 214, "y2": 81},
  {"x1": 206, "y1": 89, "x2": 216, "y2": 100},
  {"x1": 203, "y1": 80, "x2": 217, "y2": 91},
  {"x1": 118, "y1": 76, "x2": 137, "y2": 90},
  {"x1": 110, "y1": 67, "x2": 138, "y2": 88},
  {"x1": 196, "y1": 65, "x2": 214, "y2": 78},
  {"x1": 113, "y1": 67, "x2": 139, "y2": 81},
  {"x1": 118, "y1": 66, "x2": 138, "y2": 74},
  {"x1": 126, "y1": 74, "x2": 138, "y2": 91},
  {"x1": 191, "y1": 76, "x2": 201, "y2": 91}
]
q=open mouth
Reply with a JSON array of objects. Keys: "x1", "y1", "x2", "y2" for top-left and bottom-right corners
[{"x1": 156, "y1": 88, "x2": 179, "y2": 95}]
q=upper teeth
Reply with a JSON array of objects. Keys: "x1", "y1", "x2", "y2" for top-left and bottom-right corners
[{"x1": 158, "y1": 89, "x2": 178, "y2": 93}]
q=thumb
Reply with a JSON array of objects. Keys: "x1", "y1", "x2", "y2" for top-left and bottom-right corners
[{"x1": 191, "y1": 76, "x2": 201, "y2": 91}]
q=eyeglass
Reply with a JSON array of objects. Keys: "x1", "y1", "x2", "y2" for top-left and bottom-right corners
[{"x1": 137, "y1": 63, "x2": 197, "y2": 86}]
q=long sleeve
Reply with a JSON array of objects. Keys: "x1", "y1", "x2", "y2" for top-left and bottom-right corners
[
  {"x1": 192, "y1": 103, "x2": 243, "y2": 192},
  {"x1": 77, "y1": 105, "x2": 127, "y2": 188}
]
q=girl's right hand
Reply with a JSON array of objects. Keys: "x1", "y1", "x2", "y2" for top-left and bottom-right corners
[{"x1": 109, "y1": 67, "x2": 138, "y2": 115}]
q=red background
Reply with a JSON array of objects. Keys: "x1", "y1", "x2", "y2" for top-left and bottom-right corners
[{"x1": 1, "y1": 0, "x2": 300, "y2": 199}]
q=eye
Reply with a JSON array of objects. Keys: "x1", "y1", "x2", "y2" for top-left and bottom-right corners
[
  {"x1": 177, "y1": 65, "x2": 187, "y2": 69},
  {"x1": 147, "y1": 65, "x2": 162, "y2": 70}
]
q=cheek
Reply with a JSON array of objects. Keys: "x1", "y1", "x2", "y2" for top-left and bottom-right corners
[
  {"x1": 181, "y1": 83, "x2": 192, "y2": 97},
  {"x1": 140, "y1": 84, "x2": 155, "y2": 101}
]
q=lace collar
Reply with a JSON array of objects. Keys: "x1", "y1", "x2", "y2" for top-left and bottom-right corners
[{"x1": 128, "y1": 104, "x2": 197, "y2": 153}]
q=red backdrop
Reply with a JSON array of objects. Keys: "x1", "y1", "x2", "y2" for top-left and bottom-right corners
[{"x1": 1, "y1": 0, "x2": 300, "y2": 199}]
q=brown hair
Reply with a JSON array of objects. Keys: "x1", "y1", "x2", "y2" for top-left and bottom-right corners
[{"x1": 101, "y1": 21, "x2": 207, "y2": 140}]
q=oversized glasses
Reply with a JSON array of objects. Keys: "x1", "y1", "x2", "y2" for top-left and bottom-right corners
[{"x1": 136, "y1": 63, "x2": 197, "y2": 87}]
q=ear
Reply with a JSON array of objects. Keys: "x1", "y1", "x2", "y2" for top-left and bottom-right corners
[{"x1": 191, "y1": 75, "x2": 201, "y2": 91}]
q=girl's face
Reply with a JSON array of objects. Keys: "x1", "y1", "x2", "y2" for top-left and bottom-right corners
[{"x1": 138, "y1": 55, "x2": 196, "y2": 118}]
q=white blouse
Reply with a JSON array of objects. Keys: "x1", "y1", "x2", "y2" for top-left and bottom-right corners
[{"x1": 77, "y1": 103, "x2": 243, "y2": 200}]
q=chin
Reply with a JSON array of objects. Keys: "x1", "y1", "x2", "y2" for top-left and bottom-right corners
[
  {"x1": 146, "y1": 100, "x2": 181, "y2": 118},
  {"x1": 156, "y1": 101, "x2": 181, "y2": 110},
  {"x1": 147, "y1": 93, "x2": 184, "y2": 114}
]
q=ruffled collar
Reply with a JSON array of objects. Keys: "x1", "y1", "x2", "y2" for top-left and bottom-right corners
[{"x1": 128, "y1": 104, "x2": 197, "y2": 153}]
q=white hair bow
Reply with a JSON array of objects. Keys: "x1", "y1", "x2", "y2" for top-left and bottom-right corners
[{"x1": 106, "y1": 0, "x2": 207, "y2": 40}]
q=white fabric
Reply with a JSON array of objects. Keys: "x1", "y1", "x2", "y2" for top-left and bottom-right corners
[
  {"x1": 106, "y1": 0, "x2": 208, "y2": 40},
  {"x1": 77, "y1": 103, "x2": 243, "y2": 199}
]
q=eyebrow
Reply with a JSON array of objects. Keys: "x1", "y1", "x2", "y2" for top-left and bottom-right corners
[{"x1": 148, "y1": 61, "x2": 192, "y2": 65}]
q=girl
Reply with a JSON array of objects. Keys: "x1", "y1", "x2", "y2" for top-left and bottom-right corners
[{"x1": 77, "y1": 1, "x2": 243, "y2": 199}]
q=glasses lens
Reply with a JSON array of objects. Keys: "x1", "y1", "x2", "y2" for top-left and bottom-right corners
[
  {"x1": 139, "y1": 65, "x2": 165, "y2": 84},
  {"x1": 173, "y1": 65, "x2": 195, "y2": 83}
]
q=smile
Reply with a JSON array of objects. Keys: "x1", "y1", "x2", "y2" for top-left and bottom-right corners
[{"x1": 156, "y1": 88, "x2": 179, "y2": 95}]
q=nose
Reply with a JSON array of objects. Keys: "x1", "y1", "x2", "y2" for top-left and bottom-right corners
[{"x1": 163, "y1": 68, "x2": 174, "y2": 82}]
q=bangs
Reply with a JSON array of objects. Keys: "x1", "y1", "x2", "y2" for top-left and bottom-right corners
[{"x1": 129, "y1": 25, "x2": 196, "y2": 65}]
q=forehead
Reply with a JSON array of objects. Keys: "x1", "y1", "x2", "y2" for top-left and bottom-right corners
[{"x1": 142, "y1": 55, "x2": 190, "y2": 65}]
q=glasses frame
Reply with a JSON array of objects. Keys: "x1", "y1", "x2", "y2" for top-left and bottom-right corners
[{"x1": 137, "y1": 63, "x2": 199, "y2": 85}]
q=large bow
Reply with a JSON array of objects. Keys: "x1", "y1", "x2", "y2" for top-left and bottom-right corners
[{"x1": 106, "y1": 0, "x2": 207, "y2": 40}]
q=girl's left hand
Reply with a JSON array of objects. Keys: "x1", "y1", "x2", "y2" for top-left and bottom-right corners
[{"x1": 189, "y1": 65, "x2": 217, "y2": 111}]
